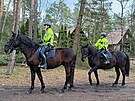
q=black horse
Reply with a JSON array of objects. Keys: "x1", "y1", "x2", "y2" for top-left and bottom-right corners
[
  {"x1": 4, "y1": 31, "x2": 76, "y2": 93},
  {"x1": 81, "y1": 44, "x2": 130, "y2": 86}
]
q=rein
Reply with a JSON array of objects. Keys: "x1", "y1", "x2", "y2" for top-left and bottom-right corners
[{"x1": 83, "y1": 46, "x2": 98, "y2": 61}]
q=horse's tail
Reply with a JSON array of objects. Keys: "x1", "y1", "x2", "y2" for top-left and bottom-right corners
[{"x1": 124, "y1": 52, "x2": 130, "y2": 77}]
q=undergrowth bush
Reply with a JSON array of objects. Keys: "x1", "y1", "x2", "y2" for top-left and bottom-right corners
[{"x1": 0, "y1": 54, "x2": 9, "y2": 65}]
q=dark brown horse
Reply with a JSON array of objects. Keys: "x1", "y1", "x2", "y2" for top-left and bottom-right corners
[
  {"x1": 4, "y1": 31, "x2": 76, "y2": 93},
  {"x1": 81, "y1": 44, "x2": 130, "y2": 86}
]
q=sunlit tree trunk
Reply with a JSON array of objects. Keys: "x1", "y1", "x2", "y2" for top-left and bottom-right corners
[
  {"x1": 117, "y1": 0, "x2": 129, "y2": 51},
  {"x1": 1, "y1": 0, "x2": 12, "y2": 34},
  {"x1": 22, "y1": 1, "x2": 26, "y2": 26},
  {"x1": 73, "y1": 0, "x2": 85, "y2": 50},
  {"x1": 0, "y1": 0, "x2": 4, "y2": 38},
  {"x1": 87, "y1": 0, "x2": 91, "y2": 43},
  {"x1": 100, "y1": 0, "x2": 104, "y2": 31},
  {"x1": 28, "y1": 0, "x2": 34, "y2": 39},
  {"x1": 33, "y1": 0, "x2": 38, "y2": 41},
  {"x1": 7, "y1": 0, "x2": 22, "y2": 74}
]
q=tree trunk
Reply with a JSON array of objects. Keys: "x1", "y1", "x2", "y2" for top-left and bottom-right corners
[
  {"x1": 73, "y1": 0, "x2": 85, "y2": 50},
  {"x1": 22, "y1": 1, "x2": 26, "y2": 23},
  {"x1": 0, "y1": 0, "x2": 4, "y2": 38},
  {"x1": 100, "y1": 0, "x2": 104, "y2": 31},
  {"x1": 87, "y1": 0, "x2": 91, "y2": 43},
  {"x1": 33, "y1": 0, "x2": 38, "y2": 41},
  {"x1": 1, "y1": 0, "x2": 12, "y2": 34},
  {"x1": 28, "y1": 0, "x2": 34, "y2": 39},
  {"x1": 117, "y1": 0, "x2": 129, "y2": 51},
  {"x1": 7, "y1": 0, "x2": 22, "y2": 74}
]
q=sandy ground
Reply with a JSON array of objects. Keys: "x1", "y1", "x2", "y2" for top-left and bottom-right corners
[{"x1": 0, "y1": 63, "x2": 135, "y2": 101}]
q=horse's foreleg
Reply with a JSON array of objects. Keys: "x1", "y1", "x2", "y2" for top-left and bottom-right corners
[
  {"x1": 36, "y1": 69, "x2": 45, "y2": 93},
  {"x1": 28, "y1": 68, "x2": 35, "y2": 94},
  {"x1": 88, "y1": 66, "x2": 98, "y2": 85},
  {"x1": 113, "y1": 67, "x2": 120, "y2": 86},
  {"x1": 61, "y1": 75, "x2": 70, "y2": 93},
  {"x1": 94, "y1": 70, "x2": 99, "y2": 85}
]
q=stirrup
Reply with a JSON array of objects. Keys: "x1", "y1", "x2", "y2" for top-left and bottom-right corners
[
  {"x1": 38, "y1": 64, "x2": 47, "y2": 69},
  {"x1": 105, "y1": 61, "x2": 110, "y2": 64}
]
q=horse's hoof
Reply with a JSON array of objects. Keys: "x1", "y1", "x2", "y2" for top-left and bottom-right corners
[
  {"x1": 90, "y1": 83, "x2": 92, "y2": 85},
  {"x1": 41, "y1": 89, "x2": 45, "y2": 93},
  {"x1": 68, "y1": 87, "x2": 72, "y2": 91},
  {"x1": 69, "y1": 85, "x2": 74, "y2": 89},
  {"x1": 28, "y1": 89, "x2": 32, "y2": 94},
  {"x1": 96, "y1": 84, "x2": 99, "y2": 86},
  {"x1": 121, "y1": 83, "x2": 125, "y2": 86},
  {"x1": 60, "y1": 89, "x2": 64, "y2": 93},
  {"x1": 96, "y1": 82, "x2": 99, "y2": 85},
  {"x1": 112, "y1": 81, "x2": 118, "y2": 86}
]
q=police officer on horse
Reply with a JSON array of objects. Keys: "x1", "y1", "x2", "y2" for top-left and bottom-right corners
[
  {"x1": 95, "y1": 32, "x2": 110, "y2": 64},
  {"x1": 38, "y1": 22, "x2": 54, "y2": 69}
]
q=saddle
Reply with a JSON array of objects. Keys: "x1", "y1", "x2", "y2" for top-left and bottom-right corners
[
  {"x1": 106, "y1": 51, "x2": 112, "y2": 59},
  {"x1": 36, "y1": 47, "x2": 56, "y2": 58},
  {"x1": 97, "y1": 50, "x2": 112, "y2": 63},
  {"x1": 46, "y1": 48, "x2": 56, "y2": 58}
]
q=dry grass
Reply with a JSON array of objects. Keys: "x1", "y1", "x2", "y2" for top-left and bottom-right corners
[
  {"x1": 0, "y1": 65, "x2": 134, "y2": 87},
  {"x1": 0, "y1": 65, "x2": 135, "y2": 101}
]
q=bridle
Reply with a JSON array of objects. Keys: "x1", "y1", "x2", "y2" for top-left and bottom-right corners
[{"x1": 82, "y1": 45, "x2": 98, "y2": 61}]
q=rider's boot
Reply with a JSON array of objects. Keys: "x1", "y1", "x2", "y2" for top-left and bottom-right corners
[
  {"x1": 38, "y1": 52, "x2": 47, "y2": 69},
  {"x1": 102, "y1": 53, "x2": 110, "y2": 64}
]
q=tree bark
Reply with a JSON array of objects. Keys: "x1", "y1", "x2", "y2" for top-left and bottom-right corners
[
  {"x1": 117, "y1": 0, "x2": 129, "y2": 51},
  {"x1": 33, "y1": 0, "x2": 38, "y2": 41},
  {"x1": 7, "y1": 0, "x2": 22, "y2": 74},
  {"x1": 100, "y1": 0, "x2": 104, "y2": 31},
  {"x1": 1, "y1": 0, "x2": 12, "y2": 34},
  {"x1": 73, "y1": 0, "x2": 85, "y2": 50},
  {"x1": 28, "y1": 0, "x2": 34, "y2": 39},
  {"x1": 87, "y1": 0, "x2": 91, "y2": 43},
  {"x1": 0, "y1": 0, "x2": 4, "y2": 38}
]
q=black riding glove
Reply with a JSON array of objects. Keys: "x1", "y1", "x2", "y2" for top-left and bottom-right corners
[{"x1": 38, "y1": 40, "x2": 44, "y2": 44}]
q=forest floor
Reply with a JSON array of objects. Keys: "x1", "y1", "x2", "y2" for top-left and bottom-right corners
[{"x1": 0, "y1": 61, "x2": 135, "y2": 101}]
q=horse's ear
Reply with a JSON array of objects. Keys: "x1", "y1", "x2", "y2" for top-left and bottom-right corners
[{"x1": 11, "y1": 31, "x2": 16, "y2": 37}]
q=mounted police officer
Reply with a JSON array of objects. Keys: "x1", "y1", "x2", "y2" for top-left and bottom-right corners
[
  {"x1": 38, "y1": 22, "x2": 54, "y2": 69},
  {"x1": 95, "y1": 32, "x2": 110, "y2": 64}
]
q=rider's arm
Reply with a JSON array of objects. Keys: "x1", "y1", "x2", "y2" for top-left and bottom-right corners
[
  {"x1": 95, "y1": 39, "x2": 101, "y2": 48},
  {"x1": 44, "y1": 28, "x2": 53, "y2": 42}
]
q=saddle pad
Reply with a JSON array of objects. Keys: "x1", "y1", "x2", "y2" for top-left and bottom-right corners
[
  {"x1": 46, "y1": 49, "x2": 55, "y2": 58},
  {"x1": 106, "y1": 51, "x2": 112, "y2": 59}
]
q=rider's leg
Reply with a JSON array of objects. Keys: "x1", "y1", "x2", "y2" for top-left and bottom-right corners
[
  {"x1": 38, "y1": 46, "x2": 47, "y2": 69},
  {"x1": 101, "y1": 50, "x2": 110, "y2": 64},
  {"x1": 102, "y1": 52, "x2": 110, "y2": 64}
]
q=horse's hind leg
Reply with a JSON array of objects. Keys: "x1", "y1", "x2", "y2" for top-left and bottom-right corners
[
  {"x1": 69, "y1": 63, "x2": 75, "y2": 89},
  {"x1": 113, "y1": 67, "x2": 120, "y2": 86},
  {"x1": 28, "y1": 68, "x2": 35, "y2": 93},
  {"x1": 36, "y1": 68, "x2": 45, "y2": 93},
  {"x1": 120, "y1": 67, "x2": 126, "y2": 86}
]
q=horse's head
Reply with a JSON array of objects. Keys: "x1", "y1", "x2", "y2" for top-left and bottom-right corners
[
  {"x1": 81, "y1": 44, "x2": 98, "y2": 62},
  {"x1": 4, "y1": 31, "x2": 20, "y2": 53},
  {"x1": 81, "y1": 44, "x2": 89, "y2": 62}
]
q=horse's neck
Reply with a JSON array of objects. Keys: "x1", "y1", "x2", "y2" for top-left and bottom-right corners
[
  {"x1": 19, "y1": 44, "x2": 38, "y2": 59},
  {"x1": 88, "y1": 46, "x2": 97, "y2": 55}
]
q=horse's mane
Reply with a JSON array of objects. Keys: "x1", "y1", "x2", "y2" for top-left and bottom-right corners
[{"x1": 19, "y1": 35, "x2": 40, "y2": 48}]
